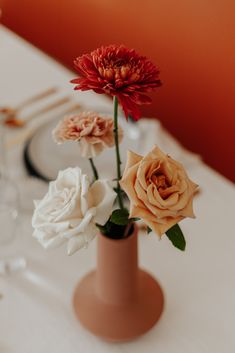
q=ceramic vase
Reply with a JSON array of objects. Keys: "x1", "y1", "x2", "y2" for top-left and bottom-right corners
[{"x1": 73, "y1": 225, "x2": 164, "y2": 341}]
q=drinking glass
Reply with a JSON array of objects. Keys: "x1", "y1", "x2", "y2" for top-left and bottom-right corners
[{"x1": 0, "y1": 120, "x2": 26, "y2": 275}]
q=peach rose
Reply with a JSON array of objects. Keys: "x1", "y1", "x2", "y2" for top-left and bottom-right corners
[
  {"x1": 53, "y1": 111, "x2": 123, "y2": 158},
  {"x1": 120, "y1": 146, "x2": 198, "y2": 236}
]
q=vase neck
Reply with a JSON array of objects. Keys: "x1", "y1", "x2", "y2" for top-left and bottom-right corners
[{"x1": 96, "y1": 226, "x2": 138, "y2": 305}]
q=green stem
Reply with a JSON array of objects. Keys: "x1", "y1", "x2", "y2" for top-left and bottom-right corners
[
  {"x1": 89, "y1": 158, "x2": 99, "y2": 181},
  {"x1": 113, "y1": 96, "x2": 124, "y2": 209}
]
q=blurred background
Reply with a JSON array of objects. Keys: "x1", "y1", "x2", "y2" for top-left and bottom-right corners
[{"x1": 1, "y1": 0, "x2": 235, "y2": 182}]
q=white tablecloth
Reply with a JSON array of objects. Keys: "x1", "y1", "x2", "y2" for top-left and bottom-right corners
[{"x1": 0, "y1": 25, "x2": 235, "y2": 353}]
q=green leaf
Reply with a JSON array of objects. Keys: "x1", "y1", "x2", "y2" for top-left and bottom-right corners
[
  {"x1": 110, "y1": 209, "x2": 130, "y2": 226},
  {"x1": 147, "y1": 226, "x2": 152, "y2": 234},
  {"x1": 165, "y1": 224, "x2": 186, "y2": 251},
  {"x1": 96, "y1": 223, "x2": 111, "y2": 236},
  {"x1": 130, "y1": 217, "x2": 140, "y2": 222},
  {"x1": 96, "y1": 220, "x2": 134, "y2": 240}
]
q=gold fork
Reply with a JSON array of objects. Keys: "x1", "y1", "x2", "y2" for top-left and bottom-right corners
[
  {"x1": 4, "y1": 96, "x2": 71, "y2": 128},
  {"x1": 6, "y1": 103, "x2": 81, "y2": 149},
  {"x1": 0, "y1": 87, "x2": 58, "y2": 125}
]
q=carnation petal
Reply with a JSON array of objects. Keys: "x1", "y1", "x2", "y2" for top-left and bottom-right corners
[
  {"x1": 53, "y1": 112, "x2": 118, "y2": 159},
  {"x1": 79, "y1": 138, "x2": 104, "y2": 158}
]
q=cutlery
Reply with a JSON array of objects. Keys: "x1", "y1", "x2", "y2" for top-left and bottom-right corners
[
  {"x1": 0, "y1": 87, "x2": 58, "y2": 123},
  {"x1": 4, "y1": 96, "x2": 71, "y2": 128},
  {"x1": 6, "y1": 103, "x2": 81, "y2": 148}
]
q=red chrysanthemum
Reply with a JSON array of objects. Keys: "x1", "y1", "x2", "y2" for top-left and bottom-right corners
[{"x1": 71, "y1": 45, "x2": 162, "y2": 120}]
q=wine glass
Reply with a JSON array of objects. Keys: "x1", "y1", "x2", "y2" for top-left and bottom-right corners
[{"x1": 0, "y1": 120, "x2": 26, "y2": 275}]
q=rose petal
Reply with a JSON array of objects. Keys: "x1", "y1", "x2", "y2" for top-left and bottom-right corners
[
  {"x1": 120, "y1": 163, "x2": 145, "y2": 208},
  {"x1": 123, "y1": 150, "x2": 142, "y2": 175},
  {"x1": 32, "y1": 167, "x2": 113, "y2": 255},
  {"x1": 143, "y1": 215, "x2": 184, "y2": 237},
  {"x1": 120, "y1": 146, "x2": 198, "y2": 237},
  {"x1": 135, "y1": 179, "x2": 179, "y2": 218},
  {"x1": 80, "y1": 174, "x2": 90, "y2": 215},
  {"x1": 63, "y1": 209, "x2": 96, "y2": 238},
  {"x1": 33, "y1": 229, "x2": 66, "y2": 249},
  {"x1": 91, "y1": 180, "x2": 116, "y2": 225},
  {"x1": 67, "y1": 223, "x2": 97, "y2": 255}
]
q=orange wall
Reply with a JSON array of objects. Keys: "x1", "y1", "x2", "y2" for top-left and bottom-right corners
[{"x1": 1, "y1": 0, "x2": 235, "y2": 182}]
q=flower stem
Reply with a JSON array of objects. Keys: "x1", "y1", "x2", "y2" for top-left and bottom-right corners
[
  {"x1": 89, "y1": 158, "x2": 99, "y2": 181},
  {"x1": 113, "y1": 96, "x2": 124, "y2": 209}
]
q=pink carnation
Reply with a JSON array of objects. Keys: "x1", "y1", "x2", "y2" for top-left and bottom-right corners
[{"x1": 53, "y1": 112, "x2": 123, "y2": 158}]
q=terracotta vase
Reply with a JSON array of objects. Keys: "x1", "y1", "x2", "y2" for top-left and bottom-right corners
[{"x1": 73, "y1": 225, "x2": 164, "y2": 342}]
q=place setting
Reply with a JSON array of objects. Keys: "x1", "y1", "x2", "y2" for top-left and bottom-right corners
[{"x1": 1, "y1": 15, "x2": 234, "y2": 353}]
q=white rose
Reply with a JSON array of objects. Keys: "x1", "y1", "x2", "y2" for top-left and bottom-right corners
[{"x1": 32, "y1": 167, "x2": 116, "y2": 255}]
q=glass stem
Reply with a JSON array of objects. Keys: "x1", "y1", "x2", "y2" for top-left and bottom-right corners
[
  {"x1": 89, "y1": 158, "x2": 99, "y2": 181},
  {"x1": 113, "y1": 96, "x2": 124, "y2": 209},
  {"x1": 0, "y1": 122, "x2": 7, "y2": 180}
]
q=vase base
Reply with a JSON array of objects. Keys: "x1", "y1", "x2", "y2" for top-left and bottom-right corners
[{"x1": 73, "y1": 270, "x2": 164, "y2": 342}]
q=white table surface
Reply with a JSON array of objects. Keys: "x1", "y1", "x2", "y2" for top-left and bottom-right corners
[{"x1": 1, "y1": 25, "x2": 235, "y2": 353}]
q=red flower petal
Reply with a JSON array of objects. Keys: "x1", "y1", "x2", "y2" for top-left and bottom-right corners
[
  {"x1": 117, "y1": 95, "x2": 142, "y2": 121},
  {"x1": 71, "y1": 45, "x2": 162, "y2": 120}
]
